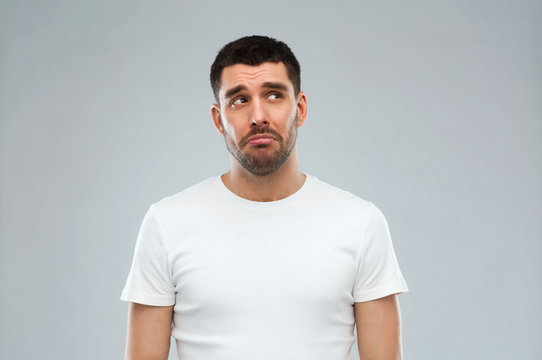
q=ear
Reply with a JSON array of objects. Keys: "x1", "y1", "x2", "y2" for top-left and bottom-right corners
[
  {"x1": 210, "y1": 104, "x2": 224, "y2": 136},
  {"x1": 296, "y1": 91, "x2": 308, "y2": 127}
]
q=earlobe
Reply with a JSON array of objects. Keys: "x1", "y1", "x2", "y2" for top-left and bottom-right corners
[
  {"x1": 217, "y1": 113, "x2": 223, "y2": 130},
  {"x1": 296, "y1": 91, "x2": 308, "y2": 127},
  {"x1": 211, "y1": 104, "x2": 224, "y2": 135}
]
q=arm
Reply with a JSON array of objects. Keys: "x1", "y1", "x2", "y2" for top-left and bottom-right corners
[
  {"x1": 124, "y1": 302, "x2": 174, "y2": 360},
  {"x1": 354, "y1": 294, "x2": 403, "y2": 360}
]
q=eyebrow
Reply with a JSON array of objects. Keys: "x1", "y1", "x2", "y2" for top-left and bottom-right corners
[
  {"x1": 262, "y1": 82, "x2": 289, "y2": 92},
  {"x1": 224, "y1": 85, "x2": 247, "y2": 100},
  {"x1": 223, "y1": 82, "x2": 290, "y2": 100}
]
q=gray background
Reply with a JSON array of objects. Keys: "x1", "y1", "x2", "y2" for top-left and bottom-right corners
[{"x1": 1, "y1": 0, "x2": 540, "y2": 359}]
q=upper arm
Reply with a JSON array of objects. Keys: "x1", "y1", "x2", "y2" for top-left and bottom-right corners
[
  {"x1": 354, "y1": 294, "x2": 403, "y2": 360},
  {"x1": 124, "y1": 302, "x2": 174, "y2": 360}
]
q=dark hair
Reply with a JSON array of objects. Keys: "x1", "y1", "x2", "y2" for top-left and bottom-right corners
[{"x1": 210, "y1": 35, "x2": 301, "y2": 103}]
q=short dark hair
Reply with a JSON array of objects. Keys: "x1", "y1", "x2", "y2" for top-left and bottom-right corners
[{"x1": 210, "y1": 35, "x2": 301, "y2": 104}]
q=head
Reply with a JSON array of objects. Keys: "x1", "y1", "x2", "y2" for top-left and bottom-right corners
[
  {"x1": 210, "y1": 35, "x2": 301, "y2": 105},
  {"x1": 210, "y1": 36, "x2": 307, "y2": 177}
]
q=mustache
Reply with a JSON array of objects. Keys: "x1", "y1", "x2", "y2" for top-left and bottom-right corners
[{"x1": 240, "y1": 127, "x2": 283, "y2": 147}]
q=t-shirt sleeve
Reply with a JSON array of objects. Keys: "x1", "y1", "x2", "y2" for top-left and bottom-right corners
[
  {"x1": 353, "y1": 203, "x2": 409, "y2": 302},
  {"x1": 120, "y1": 205, "x2": 176, "y2": 306}
]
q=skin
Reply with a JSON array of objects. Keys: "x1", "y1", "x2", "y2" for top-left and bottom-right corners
[
  {"x1": 355, "y1": 294, "x2": 404, "y2": 360},
  {"x1": 210, "y1": 61, "x2": 308, "y2": 201},
  {"x1": 124, "y1": 61, "x2": 404, "y2": 360},
  {"x1": 124, "y1": 303, "x2": 173, "y2": 360}
]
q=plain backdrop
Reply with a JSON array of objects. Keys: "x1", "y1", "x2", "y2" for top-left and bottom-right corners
[{"x1": 1, "y1": 1, "x2": 540, "y2": 359}]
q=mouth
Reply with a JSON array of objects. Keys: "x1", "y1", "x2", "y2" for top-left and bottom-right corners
[{"x1": 246, "y1": 134, "x2": 276, "y2": 145}]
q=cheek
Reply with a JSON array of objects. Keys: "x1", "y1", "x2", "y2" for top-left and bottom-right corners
[
  {"x1": 270, "y1": 106, "x2": 294, "y2": 124},
  {"x1": 221, "y1": 119, "x2": 244, "y2": 141},
  {"x1": 280, "y1": 108, "x2": 298, "y2": 128}
]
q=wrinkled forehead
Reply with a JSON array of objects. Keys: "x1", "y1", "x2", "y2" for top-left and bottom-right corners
[{"x1": 219, "y1": 62, "x2": 293, "y2": 96}]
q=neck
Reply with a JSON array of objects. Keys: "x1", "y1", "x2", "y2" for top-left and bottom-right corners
[{"x1": 221, "y1": 148, "x2": 306, "y2": 202}]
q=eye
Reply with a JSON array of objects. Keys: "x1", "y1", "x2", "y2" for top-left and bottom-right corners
[
  {"x1": 268, "y1": 92, "x2": 281, "y2": 100},
  {"x1": 231, "y1": 97, "x2": 247, "y2": 106}
]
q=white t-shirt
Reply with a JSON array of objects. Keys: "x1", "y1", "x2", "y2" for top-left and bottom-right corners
[{"x1": 120, "y1": 173, "x2": 409, "y2": 360}]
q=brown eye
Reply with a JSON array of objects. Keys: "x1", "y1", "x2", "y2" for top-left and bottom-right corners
[{"x1": 232, "y1": 97, "x2": 246, "y2": 106}]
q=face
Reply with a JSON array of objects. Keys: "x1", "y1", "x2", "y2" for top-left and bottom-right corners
[{"x1": 211, "y1": 62, "x2": 307, "y2": 176}]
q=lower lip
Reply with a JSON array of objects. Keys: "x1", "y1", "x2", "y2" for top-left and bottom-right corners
[{"x1": 247, "y1": 138, "x2": 275, "y2": 145}]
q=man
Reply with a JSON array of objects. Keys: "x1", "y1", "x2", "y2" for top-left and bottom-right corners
[{"x1": 120, "y1": 35, "x2": 409, "y2": 360}]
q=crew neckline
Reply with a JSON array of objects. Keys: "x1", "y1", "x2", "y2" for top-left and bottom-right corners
[{"x1": 214, "y1": 172, "x2": 315, "y2": 209}]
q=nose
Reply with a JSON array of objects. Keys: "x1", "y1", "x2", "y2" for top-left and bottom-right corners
[{"x1": 250, "y1": 98, "x2": 268, "y2": 126}]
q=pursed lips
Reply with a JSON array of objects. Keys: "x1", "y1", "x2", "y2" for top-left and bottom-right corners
[{"x1": 246, "y1": 134, "x2": 276, "y2": 145}]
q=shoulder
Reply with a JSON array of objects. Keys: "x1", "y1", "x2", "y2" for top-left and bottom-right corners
[
  {"x1": 148, "y1": 176, "x2": 219, "y2": 216},
  {"x1": 308, "y1": 175, "x2": 376, "y2": 215}
]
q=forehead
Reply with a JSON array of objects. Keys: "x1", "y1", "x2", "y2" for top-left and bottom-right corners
[{"x1": 219, "y1": 62, "x2": 292, "y2": 94}]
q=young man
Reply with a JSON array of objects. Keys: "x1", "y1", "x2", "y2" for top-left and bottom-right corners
[{"x1": 121, "y1": 35, "x2": 409, "y2": 360}]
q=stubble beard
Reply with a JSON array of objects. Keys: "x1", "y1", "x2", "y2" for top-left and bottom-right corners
[{"x1": 223, "y1": 112, "x2": 298, "y2": 176}]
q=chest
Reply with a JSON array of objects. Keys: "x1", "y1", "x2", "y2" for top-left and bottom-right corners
[{"x1": 165, "y1": 212, "x2": 362, "y2": 318}]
